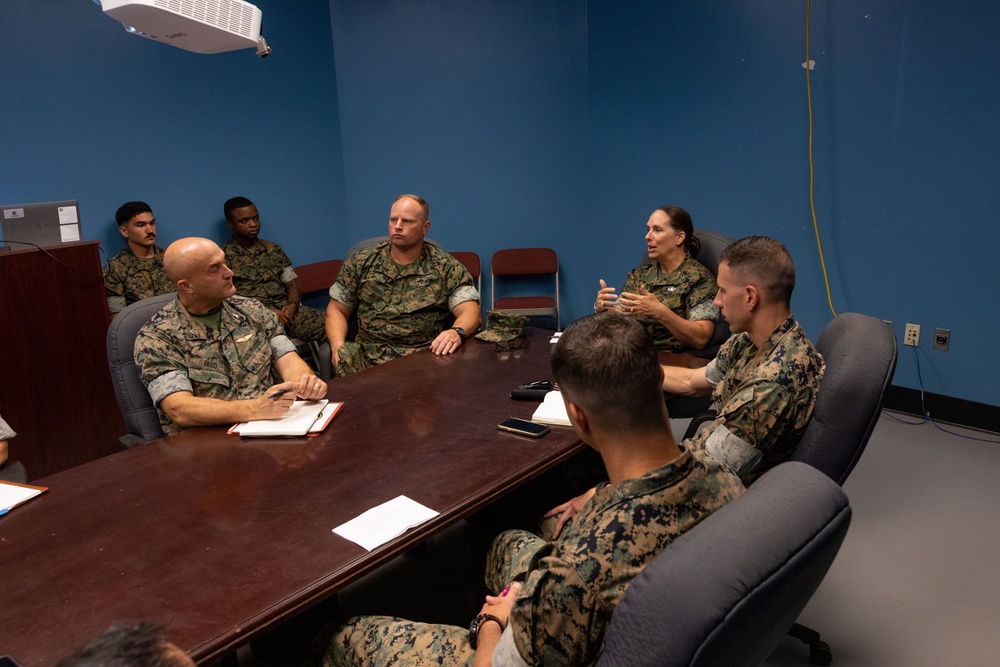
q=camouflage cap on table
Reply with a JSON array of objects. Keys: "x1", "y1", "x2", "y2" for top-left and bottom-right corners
[{"x1": 474, "y1": 310, "x2": 529, "y2": 342}]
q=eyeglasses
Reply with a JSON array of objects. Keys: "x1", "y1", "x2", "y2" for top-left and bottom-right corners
[{"x1": 494, "y1": 336, "x2": 527, "y2": 352}]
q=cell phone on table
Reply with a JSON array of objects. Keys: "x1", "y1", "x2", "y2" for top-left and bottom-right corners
[
  {"x1": 1, "y1": 656, "x2": 25, "y2": 667},
  {"x1": 497, "y1": 417, "x2": 550, "y2": 438}
]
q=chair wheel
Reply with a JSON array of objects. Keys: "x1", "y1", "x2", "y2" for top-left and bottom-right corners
[{"x1": 809, "y1": 640, "x2": 832, "y2": 665}]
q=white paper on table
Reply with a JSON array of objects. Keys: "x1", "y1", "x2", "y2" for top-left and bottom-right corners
[
  {"x1": 1, "y1": 481, "x2": 43, "y2": 511},
  {"x1": 333, "y1": 495, "x2": 439, "y2": 551}
]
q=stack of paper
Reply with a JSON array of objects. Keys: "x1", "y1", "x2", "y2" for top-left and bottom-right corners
[
  {"x1": 531, "y1": 390, "x2": 571, "y2": 426},
  {"x1": 1, "y1": 480, "x2": 47, "y2": 514}
]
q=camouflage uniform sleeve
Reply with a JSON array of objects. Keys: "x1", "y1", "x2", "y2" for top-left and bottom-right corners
[
  {"x1": 0, "y1": 411, "x2": 16, "y2": 441},
  {"x1": 621, "y1": 266, "x2": 643, "y2": 295},
  {"x1": 104, "y1": 256, "x2": 127, "y2": 313},
  {"x1": 510, "y1": 555, "x2": 605, "y2": 665},
  {"x1": 713, "y1": 379, "x2": 797, "y2": 456},
  {"x1": 685, "y1": 272, "x2": 719, "y2": 322},
  {"x1": 492, "y1": 625, "x2": 530, "y2": 667},
  {"x1": 442, "y1": 253, "x2": 479, "y2": 310},
  {"x1": 329, "y1": 252, "x2": 361, "y2": 309},
  {"x1": 683, "y1": 260, "x2": 719, "y2": 322},
  {"x1": 273, "y1": 243, "x2": 296, "y2": 284},
  {"x1": 705, "y1": 334, "x2": 739, "y2": 387},
  {"x1": 135, "y1": 327, "x2": 194, "y2": 406},
  {"x1": 270, "y1": 334, "x2": 297, "y2": 359}
]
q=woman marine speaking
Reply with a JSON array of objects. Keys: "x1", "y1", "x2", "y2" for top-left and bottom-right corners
[{"x1": 594, "y1": 206, "x2": 718, "y2": 351}]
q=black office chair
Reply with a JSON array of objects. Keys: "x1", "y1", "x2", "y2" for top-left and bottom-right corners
[
  {"x1": 596, "y1": 461, "x2": 852, "y2": 667},
  {"x1": 682, "y1": 312, "x2": 898, "y2": 664},
  {"x1": 106, "y1": 292, "x2": 175, "y2": 447}
]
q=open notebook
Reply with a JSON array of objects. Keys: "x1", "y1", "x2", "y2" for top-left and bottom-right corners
[
  {"x1": 531, "y1": 390, "x2": 571, "y2": 427},
  {"x1": 229, "y1": 400, "x2": 342, "y2": 437}
]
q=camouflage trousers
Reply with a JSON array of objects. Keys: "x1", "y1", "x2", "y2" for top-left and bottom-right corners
[
  {"x1": 285, "y1": 304, "x2": 327, "y2": 342},
  {"x1": 319, "y1": 530, "x2": 547, "y2": 667},
  {"x1": 335, "y1": 341, "x2": 423, "y2": 377}
]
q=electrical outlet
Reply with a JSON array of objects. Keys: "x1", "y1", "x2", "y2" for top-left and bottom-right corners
[
  {"x1": 904, "y1": 323, "x2": 920, "y2": 347},
  {"x1": 933, "y1": 328, "x2": 951, "y2": 351}
]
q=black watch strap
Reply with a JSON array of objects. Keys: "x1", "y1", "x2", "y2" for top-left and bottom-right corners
[
  {"x1": 469, "y1": 613, "x2": 505, "y2": 649},
  {"x1": 451, "y1": 326, "x2": 467, "y2": 341}
]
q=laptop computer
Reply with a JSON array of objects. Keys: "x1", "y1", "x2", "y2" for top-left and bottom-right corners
[{"x1": 0, "y1": 200, "x2": 82, "y2": 251}]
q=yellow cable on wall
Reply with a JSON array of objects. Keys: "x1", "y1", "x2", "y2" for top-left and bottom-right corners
[{"x1": 806, "y1": 0, "x2": 838, "y2": 318}]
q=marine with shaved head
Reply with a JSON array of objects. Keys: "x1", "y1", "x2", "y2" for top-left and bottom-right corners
[{"x1": 135, "y1": 237, "x2": 327, "y2": 436}]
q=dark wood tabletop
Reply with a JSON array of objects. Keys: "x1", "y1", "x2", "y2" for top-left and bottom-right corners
[{"x1": 0, "y1": 328, "x2": 582, "y2": 666}]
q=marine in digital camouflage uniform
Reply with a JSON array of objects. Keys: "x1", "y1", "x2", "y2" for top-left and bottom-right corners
[
  {"x1": 660, "y1": 236, "x2": 824, "y2": 484},
  {"x1": 316, "y1": 313, "x2": 743, "y2": 667},
  {"x1": 104, "y1": 246, "x2": 173, "y2": 314},
  {"x1": 136, "y1": 295, "x2": 296, "y2": 436},
  {"x1": 105, "y1": 201, "x2": 173, "y2": 314},
  {"x1": 688, "y1": 316, "x2": 823, "y2": 484},
  {"x1": 621, "y1": 254, "x2": 719, "y2": 351},
  {"x1": 329, "y1": 240, "x2": 478, "y2": 375},
  {"x1": 223, "y1": 236, "x2": 326, "y2": 342},
  {"x1": 321, "y1": 448, "x2": 741, "y2": 667}
]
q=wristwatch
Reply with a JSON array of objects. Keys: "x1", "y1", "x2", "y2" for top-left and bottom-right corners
[
  {"x1": 469, "y1": 613, "x2": 505, "y2": 649},
  {"x1": 451, "y1": 326, "x2": 467, "y2": 342}
]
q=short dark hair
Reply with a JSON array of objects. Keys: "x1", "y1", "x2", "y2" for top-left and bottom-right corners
[
  {"x1": 223, "y1": 196, "x2": 255, "y2": 221},
  {"x1": 719, "y1": 236, "x2": 796, "y2": 306},
  {"x1": 55, "y1": 623, "x2": 190, "y2": 667},
  {"x1": 115, "y1": 201, "x2": 152, "y2": 226},
  {"x1": 393, "y1": 193, "x2": 429, "y2": 219},
  {"x1": 656, "y1": 205, "x2": 701, "y2": 254},
  {"x1": 552, "y1": 312, "x2": 667, "y2": 433}
]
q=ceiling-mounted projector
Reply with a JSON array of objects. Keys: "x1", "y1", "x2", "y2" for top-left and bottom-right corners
[{"x1": 100, "y1": 0, "x2": 271, "y2": 56}]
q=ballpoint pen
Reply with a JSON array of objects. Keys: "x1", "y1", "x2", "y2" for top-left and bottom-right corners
[{"x1": 266, "y1": 388, "x2": 292, "y2": 399}]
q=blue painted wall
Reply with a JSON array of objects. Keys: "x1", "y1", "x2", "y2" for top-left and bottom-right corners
[
  {"x1": 2, "y1": 0, "x2": 997, "y2": 407},
  {"x1": 0, "y1": 0, "x2": 348, "y2": 262},
  {"x1": 583, "y1": 1, "x2": 1000, "y2": 406},
  {"x1": 327, "y1": 0, "x2": 588, "y2": 315}
]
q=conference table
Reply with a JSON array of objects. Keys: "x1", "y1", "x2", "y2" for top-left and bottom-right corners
[{"x1": 0, "y1": 328, "x2": 583, "y2": 666}]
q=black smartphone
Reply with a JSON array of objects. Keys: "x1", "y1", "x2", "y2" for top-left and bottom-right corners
[
  {"x1": 497, "y1": 417, "x2": 550, "y2": 438},
  {"x1": 1, "y1": 656, "x2": 25, "y2": 667}
]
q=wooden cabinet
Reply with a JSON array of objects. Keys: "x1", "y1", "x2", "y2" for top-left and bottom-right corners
[{"x1": 0, "y1": 241, "x2": 124, "y2": 478}]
